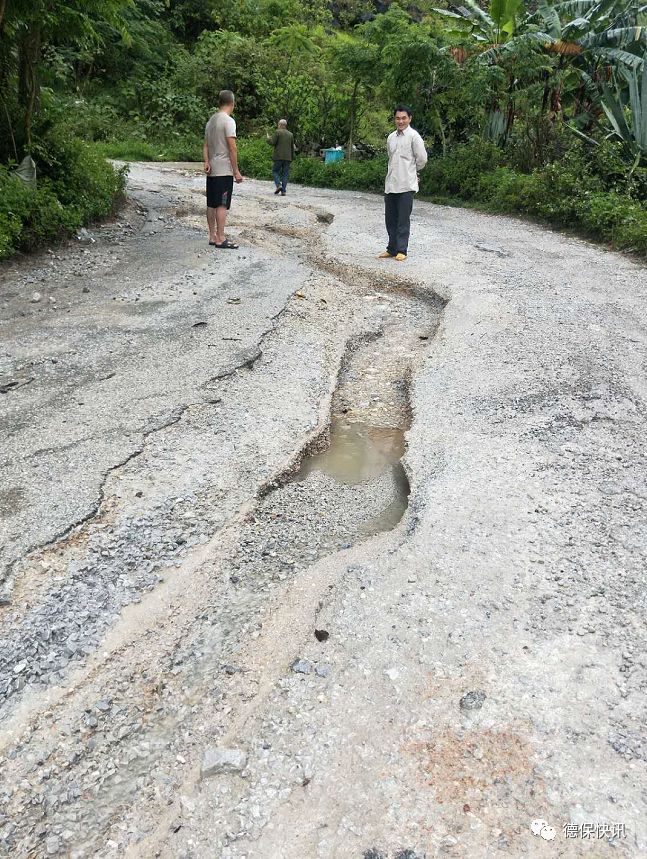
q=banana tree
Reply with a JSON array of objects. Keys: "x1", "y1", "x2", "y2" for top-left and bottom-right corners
[
  {"x1": 535, "y1": 0, "x2": 647, "y2": 71},
  {"x1": 433, "y1": 0, "x2": 525, "y2": 46},
  {"x1": 433, "y1": 0, "x2": 539, "y2": 142},
  {"x1": 527, "y1": 0, "x2": 646, "y2": 140}
]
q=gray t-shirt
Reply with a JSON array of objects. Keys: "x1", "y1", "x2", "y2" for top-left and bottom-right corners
[{"x1": 205, "y1": 111, "x2": 237, "y2": 176}]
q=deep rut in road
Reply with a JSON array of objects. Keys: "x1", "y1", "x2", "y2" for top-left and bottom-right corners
[{"x1": 0, "y1": 186, "x2": 446, "y2": 858}]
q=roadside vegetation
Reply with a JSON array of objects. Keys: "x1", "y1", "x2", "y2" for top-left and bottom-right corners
[{"x1": 1, "y1": 0, "x2": 646, "y2": 259}]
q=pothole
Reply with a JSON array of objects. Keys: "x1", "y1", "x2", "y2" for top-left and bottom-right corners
[
  {"x1": 297, "y1": 419, "x2": 411, "y2": 535},
  {"x1": 227, "y1": 284, "x2": 438, "y2": 590}
]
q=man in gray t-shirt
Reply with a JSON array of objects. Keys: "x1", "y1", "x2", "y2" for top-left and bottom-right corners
[{"x1": 203, "y1": 89, "x2": 244, "y2": 249}]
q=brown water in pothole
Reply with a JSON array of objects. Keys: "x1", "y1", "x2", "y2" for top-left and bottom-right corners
[
  {"x1": 296, "y1": 418, "x2": 410, "y2": 534},
  {"x1": 298, "y1": 419, "x2": 405, "y2": 485}
]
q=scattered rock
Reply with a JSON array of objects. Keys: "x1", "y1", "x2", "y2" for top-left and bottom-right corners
[
  {"x1": 222, "y1": 664, "x2": 240, "y2": 675},
  {"x1": 459, "y1": 690, "x2": 487, "y2": 711},
  {"x1": 315, "y1": 664, "x2": 331, "y2": 678},
  {"x1": 45, "y1": 836, "x2": 61, "y2": 855},
  {"x1": 291, "y1": 658, "x2": 313, "y2": 675},
  {"x1": 31, "y1": 292, "x2": 42, "y2": 303},
  {"x1": 76, "y1": 228, "x2": 96, "y2": 244},
  {"x1": 314, "y1": 629, "x2": 329, "y2": 642},
  {"x1": 200, "y1": 747, "x2": 247, "y2": 779},
  {"x1": 180, "y1": 795, "x2": 196, "y2": 813},
  {"x1": 316, "y1": 211, "x2": 334, "y2": 224}
]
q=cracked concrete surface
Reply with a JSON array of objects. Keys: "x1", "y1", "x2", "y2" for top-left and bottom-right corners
[{"x1": 0, "y1": 163, "x2": 646, "y2": 858}]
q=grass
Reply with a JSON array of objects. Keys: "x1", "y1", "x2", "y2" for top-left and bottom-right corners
[{"x1": 95, "y1": 136, "x2": 202, "y2": 162}]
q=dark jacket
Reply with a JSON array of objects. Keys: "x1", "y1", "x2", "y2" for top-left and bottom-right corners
[{"x1": 269, "y1": 128, "x2": 295, "y2": 162}]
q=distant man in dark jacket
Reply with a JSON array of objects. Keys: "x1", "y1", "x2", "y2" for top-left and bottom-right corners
[{"x1": 267, "y1": 119, "x2": 295, "y2": 196}]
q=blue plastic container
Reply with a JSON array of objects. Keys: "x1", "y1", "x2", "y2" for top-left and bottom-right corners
[{"x1": 323, "y1": 148, "x2": 345, "y2": 164}]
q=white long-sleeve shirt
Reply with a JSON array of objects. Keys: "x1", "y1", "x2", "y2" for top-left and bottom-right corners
[{"x1": 384, "y1": 126, "x2": 428, "y2": 194}]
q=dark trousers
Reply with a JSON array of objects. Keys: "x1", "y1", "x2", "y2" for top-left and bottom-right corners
[
  {"x1": 272, "y1": 159, "x2": 291, "y2": 191},
  {"x1": 385, "y1": 191, "x2": 414, "y2": 255}
]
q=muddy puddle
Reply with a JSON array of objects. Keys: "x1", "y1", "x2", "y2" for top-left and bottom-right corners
[
  {"x1": 296, "y1": 419, "x2": 410, "y2": 534},
  {"x1": 298, "y1": 419, "x2": 405, "y2": 485}
]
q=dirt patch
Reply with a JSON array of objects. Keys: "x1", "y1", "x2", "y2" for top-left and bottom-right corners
[
  {"x1": 0, "y1": 487, "x2": 26, "y2": 515},
  {"x1": 408, "y1": 726, "x2": 536, "y2": 809}
]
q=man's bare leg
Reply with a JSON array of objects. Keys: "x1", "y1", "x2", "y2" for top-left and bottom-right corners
[
  {"x1": 207, "y1": 206, "x2": 217, "y2": 243},
  {"x1": 215, "y1": 206, "x2": 228, "y2": 244}
]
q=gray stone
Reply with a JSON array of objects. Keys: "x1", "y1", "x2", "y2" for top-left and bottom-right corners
[
  {"x1": 76, "y1": 228, "x2": 96, "y2": 244},
  {"x1": 291, "y1": 658, "x2": 312, "y2": 675},
  {"x1": 200, "y1": 747, "x2": 247, "y2": 779},
  {"x1": 95, "y1": 699, "x2": 111, "y2": 712},
  {"x1": 45, "y1": 836, "x2": 60, "y2": 855},
  {"x1": 31, "y1": 292, "x2": 42, "y2": 303},
  {"x1": 460, "y1": 690, "x2": 487, "y2": 711},
  {"x1": 315, "y1": 664, "x2": 331, "y2": 678}
]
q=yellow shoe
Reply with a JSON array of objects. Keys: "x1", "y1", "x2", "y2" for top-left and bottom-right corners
[
  {"x1": 394, "y1": 253, "x2": 407, "y2": 262},
  {"x1": 377, "y1": 251, "x2": 393, "y2": 259}
]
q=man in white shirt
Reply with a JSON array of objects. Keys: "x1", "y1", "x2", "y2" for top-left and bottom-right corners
[
  {"x1": 203, "y1": 89, "x2": 244, "y2": 249},
  {"x1": 379, "y1": 105, "x2": 428, "y2": 262}
]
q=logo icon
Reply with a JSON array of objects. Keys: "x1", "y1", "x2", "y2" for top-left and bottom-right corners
[{"x1": 531, "y1": 819, "x2": 556, "y2": 841}]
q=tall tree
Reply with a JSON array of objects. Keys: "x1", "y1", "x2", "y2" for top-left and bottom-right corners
[{"x1": 1, "y1": 0, "x2": 131, "y2": 153}]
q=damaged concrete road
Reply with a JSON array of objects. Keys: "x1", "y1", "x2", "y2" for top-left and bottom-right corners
[{"x1": 0, "y1": 162, "x2": 646, "y2": 858}]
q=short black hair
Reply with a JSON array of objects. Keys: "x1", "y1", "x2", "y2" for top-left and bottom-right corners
[
  {"x1": 219, "y1": 89, "x2": 235, "y2": 107},
  {"x1": 393, "y1": 105, "x2": 412, "y2": 117}
]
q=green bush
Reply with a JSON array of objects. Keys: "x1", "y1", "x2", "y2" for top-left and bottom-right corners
[
  {"x1": 48, "y1": 96, "x2": 129, "y2": 143},
  {"x1": 476, "y1": 167, "x2": 544, "y2": 213},
  {"x1": 95, "y1": 134, "x2": 202, "y2": 162},
  {"x1": 33, "y1": 130, "x2": 125, "y2": 219},
  {"x1": 576, "y1": 192, "x2": 647, "y2": 254},
  {"x1": 621, "y1": 166, "x2": 647, "y2": 202},
  {"x1": 290, "y1": 155, "x2": 387, "y2": 192},
  {"x1": 0, "y1": 136, "x2": 125, "y2": 260},
  {"x1": 0, "y1": 166, "x2": 73, "y2": 257},
  {"x1": 419, "y1": 139, "x2": 504, "y2": 199},
  {"x1": 237, "y1": 138, "x2": 273, "y2": 178}
]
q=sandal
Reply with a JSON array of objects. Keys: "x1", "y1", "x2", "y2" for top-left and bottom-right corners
[{"x1": 213, "y1": 239, "x2": 239, "y2": 249}]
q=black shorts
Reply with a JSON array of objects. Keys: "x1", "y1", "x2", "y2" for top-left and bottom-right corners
[{"x1": 206, "y1": 175, "x2": 234, "y2": 209}]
